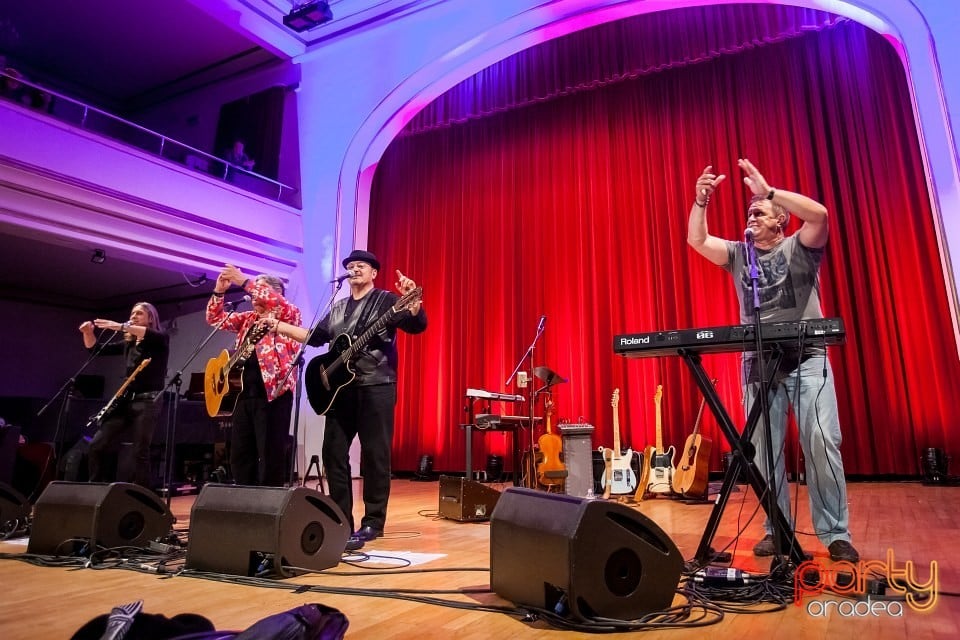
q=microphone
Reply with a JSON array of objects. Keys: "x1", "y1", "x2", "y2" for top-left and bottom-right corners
[
  {"x1": 330, "y1": 273, "x2": 353, "y2": 284},
  {"x1": 226, "y1": 295, "x2": 252, "y2": 310},
  {"x1": 744, "y1": 228, "x2": 755, "y2": 243},
  {"x1": 537, "y1": 314, "x2": 547, "y2": 333}
]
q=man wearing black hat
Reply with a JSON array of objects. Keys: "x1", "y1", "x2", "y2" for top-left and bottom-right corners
[{"x1": 270, "y1": 249, "x2": 426, "y2": 551}]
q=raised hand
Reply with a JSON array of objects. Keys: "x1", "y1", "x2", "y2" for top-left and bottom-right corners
[
  {"x1": 695, "y1": 165, "x2": 726, "y2": 204},
  {"x1": 738, "y1": 158, "x2": 772, "y2": 197}
]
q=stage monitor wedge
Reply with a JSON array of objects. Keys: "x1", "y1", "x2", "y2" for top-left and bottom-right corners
[
  {"x1": 186, "y1": 484, "x2": 349, "y2": 577},
  {"x1": 490, "y1": 487, "x2": 683, "y2": 621},
  {"x1": 28, "y1": 481, "x2": 173, "y2": 555}
]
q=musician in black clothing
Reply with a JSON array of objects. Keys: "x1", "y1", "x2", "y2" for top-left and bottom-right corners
[
  {"x1": 269, "y1": 249, "x2": 426, "y2": 551},
  {"x1": 79, "y1": 302, "x2": 169, "y2": 487}
]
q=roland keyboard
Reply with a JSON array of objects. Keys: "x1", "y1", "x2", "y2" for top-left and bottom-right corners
[{"x1": 613, "y1": 318, "x2": 845, "y2": 358}]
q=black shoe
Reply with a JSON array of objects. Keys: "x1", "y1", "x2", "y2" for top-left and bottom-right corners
[
  {"x1": 344, "y1": 536, "x2": 365, "y2": 552},
  {"x1": 354, "y1": 525, "x2": 383, "y2": 542},
  {"x1": 828, "y1": 540, "x2": 860, "y2": 563},
  {"x1": 753, "y1": 534, "x2": 775, "y2": 557}
]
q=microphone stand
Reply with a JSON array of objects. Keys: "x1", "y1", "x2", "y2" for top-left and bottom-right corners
[
  {"x1": 276, "y1": 278, "x2": 345, "y2": 490},
  {"x1": 158, "y1": 301, "x2": 240, "y2": 508},
  {"x1": 38, "y1": 330, "x2": 120, "y2": 472},
  {"x1": 505, "y1": 317, "x2": 546, "y2": 488},
  {"x1": 745, "y1": 234, "x2": 785, "y2": 567}
]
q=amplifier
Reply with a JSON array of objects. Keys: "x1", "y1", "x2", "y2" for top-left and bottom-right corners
[{"x1": 438, "y1": 475, "x2": 501, "y2": 522}]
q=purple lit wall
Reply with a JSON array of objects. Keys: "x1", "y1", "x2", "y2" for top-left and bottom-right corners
[{"x1": 288, "y1": 0, "x2": 958, "y2": 340}]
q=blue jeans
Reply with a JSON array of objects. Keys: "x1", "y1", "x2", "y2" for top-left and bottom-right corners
[{"x1": 744, "y1": 354, "x2": 852, "y2": 546}]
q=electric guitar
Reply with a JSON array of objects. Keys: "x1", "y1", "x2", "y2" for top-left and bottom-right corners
[
  {"x1": 537, "y1": 396, "x2": 567, "y2": 488},
  {"x1": 305, "y1": 287, "x2": 422, "y2": 416},
  {"x1": 204, "y1": 321, "x2": 272, "y2": 418},
  {"x1": 86, "y1": 358, "x2": 152, "y2": 429},
  {"x1": 639, "y1": 384, "x2": 676, "y2": 496},
  {"x1": 672, "y1": 379, "x2": 715, "y2": 497},
  {"x1": 599, "y1": 388, "x2": 637, "y2": 495}
]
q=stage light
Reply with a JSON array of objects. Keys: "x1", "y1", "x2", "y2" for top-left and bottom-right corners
[
  {"x1": 283, "y1": 1, "x2": 333, "y2": 32},
  {"x1": 91, "y1": 249, "x2": 106, "y2": 264},
  {"x1": 413, "y1": 454, "x2": 434, "y2": 481}
]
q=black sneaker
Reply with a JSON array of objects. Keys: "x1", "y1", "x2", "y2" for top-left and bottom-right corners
[
  {"x1": 344, "y1": 536, "x2": 365, "y2": 553},
  {"x1": 828, "y1": 540, "x2": 860, "y2": 563},
  {"x1": 753, "y1": 534, "x2": 775, "y2": 557}
]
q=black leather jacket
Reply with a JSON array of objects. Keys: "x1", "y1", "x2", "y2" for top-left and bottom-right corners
[{"x1": 308, "y1": 288, "x2": 427, "y2": 386}]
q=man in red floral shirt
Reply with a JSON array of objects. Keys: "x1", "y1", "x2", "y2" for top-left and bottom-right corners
[{"x1": 207, "y1": 265, "x2": 302, "y2": 486}]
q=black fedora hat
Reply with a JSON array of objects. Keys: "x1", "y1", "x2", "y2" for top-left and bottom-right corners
[{"x1": 342, "y1": 249, "x2": 380, "y2": 271}]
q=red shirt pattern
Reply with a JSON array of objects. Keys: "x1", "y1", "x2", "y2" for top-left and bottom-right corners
[{"x1": 206, "y1": 279, "x2": 303, "y2": 402}]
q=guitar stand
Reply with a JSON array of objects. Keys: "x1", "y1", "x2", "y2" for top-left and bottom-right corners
[{"x1": 679, "y1": 346, "x2": 807, "y2": 568}]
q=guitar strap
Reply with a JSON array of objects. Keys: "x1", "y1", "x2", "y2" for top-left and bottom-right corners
[{"x1": 351, "y1": 289, "x2": 387, "y2": 341}]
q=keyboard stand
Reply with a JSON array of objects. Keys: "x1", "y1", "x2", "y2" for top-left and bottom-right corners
[{"x1": 678, "y1": 346, "x2": 807, "y2": 567}]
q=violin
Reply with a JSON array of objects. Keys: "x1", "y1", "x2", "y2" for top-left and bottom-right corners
[{"x1": 536, "y1": 396, "x2": 567, "y2": 488}]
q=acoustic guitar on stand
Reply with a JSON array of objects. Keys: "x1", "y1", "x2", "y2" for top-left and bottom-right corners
[
  {"x1": 636, "y1": 384, "x2": 676, "y2": 500},
  {"x1": 536, "y1": 396, "x2": 567, "y2": 489},
  {"x1": 672, "y1": 378, "x2": 715, "y2": 498},
  {"x1": 599, "y1": 388, "x2": 637, "y2": 496}
]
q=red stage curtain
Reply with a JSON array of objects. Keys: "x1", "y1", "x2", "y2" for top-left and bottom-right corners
[{"x1": 369, "y1": 10, "x2": 959, "y2": 477}]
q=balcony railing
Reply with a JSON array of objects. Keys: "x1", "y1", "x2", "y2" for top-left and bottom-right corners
[{"x1": 0, "y1": 70, "x2": 300, "y2": 207}]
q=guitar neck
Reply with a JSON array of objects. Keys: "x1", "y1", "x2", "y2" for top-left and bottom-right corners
[
  {"x1": 612, "y1": 405, "x2": 622, "y2": 457},
  {"x1": 654, "y1": 385, "x2": 663, "y2": 454},
  {"x1": 344, "y1": 306, "x2": 396, "y2": 361}
]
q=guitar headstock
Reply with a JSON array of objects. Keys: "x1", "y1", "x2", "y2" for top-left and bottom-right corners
[
  {"x1": 394, "y1": 287, "x2": 423, "y2": 313},
  {"x1": 611, "y1": 388, "x2": 620, "y2": 409},
  {"x1": 544, "y1": 395, "x2": 554, "y2": 416},
  {"x1": 654, "y1": 384, "x2": 662, "y2": 404}
]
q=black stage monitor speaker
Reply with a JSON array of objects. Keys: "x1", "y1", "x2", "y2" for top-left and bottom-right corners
[
  {"x1": 185, "y1": 484, "x2": 349, "y2": 577},
  {"x1": 28, "y1": 482, "x2": 173, "y2": 555},
  {"x1": 490, "y1": 487, "x2": 683, "y2": 621},
  {"x1": 438, "y1": 475, "x2": 501, "y2": 522},
  {"x1": 0, "y1": 482, "x2": 30, "y2": 533}
]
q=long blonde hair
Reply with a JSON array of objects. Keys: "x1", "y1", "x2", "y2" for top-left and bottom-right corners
[{"x1": 126, "y1": 302, "x2": 161, "y2": 342}]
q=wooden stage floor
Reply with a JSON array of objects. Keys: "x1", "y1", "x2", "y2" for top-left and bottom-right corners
[{"x1": 1, "y1": 479, "x2": 957, "y2": 639}]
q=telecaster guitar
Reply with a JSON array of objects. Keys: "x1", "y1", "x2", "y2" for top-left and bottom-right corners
[
  {"x1": 599, "y1": 388, "x2": 637, "y2": 495},
  {"x1": 205, "y1": 321, "x2": 272, "y2": 418},
  {"x1": 86, "y1": 358, "x2": 152, "y2": 429},
  {"x1": 645, "y1": 384, "x2": 676, "y2": 494},
  {"x1": 305, "y1": 287, "x2": 422, "y2": 416}
]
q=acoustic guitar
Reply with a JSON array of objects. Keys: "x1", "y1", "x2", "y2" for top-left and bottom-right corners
[
  {"x1": 537, "y1": 396, "x2": 567, "y2": 488},
  {"x1": 86, "y1": 357, "x2": 152, "y2": 429},
  {"x1": 305, "y1": 287, "x2": 422, "y2": 416},
  {"x1": 204, "y1": 321, "x2": 272, "y2": 418},
  {"x1": 599, "y1": 388, "x2": 637, "y2": 496},
  {"x1": 672, "y1": 379, "x2": 715, "y2": 497},
  {"x1": 636, "y1": 384, "x2": 676, "y2": 499}
]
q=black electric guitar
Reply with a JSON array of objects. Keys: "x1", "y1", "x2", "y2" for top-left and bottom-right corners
[
  {"x1": 204, "y1": 321, "x2": 272, "y2": 418},
  {"x1": 86, "y1": 358, "x2": 152, "y2": 429},
  {"x1": 305, "y1": 287, "x2": 422, "y2": 415}
]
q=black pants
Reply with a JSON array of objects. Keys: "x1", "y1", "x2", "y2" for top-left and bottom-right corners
[
  {"x1": 322, "y1": 384, "x2": 396, "y2": 532},
  {"x1": 88, "y1": 394, "x2": 162, "y2": 487},
  {"x1": 230, "y1": 391, "x2": 293, "y2": 486}
]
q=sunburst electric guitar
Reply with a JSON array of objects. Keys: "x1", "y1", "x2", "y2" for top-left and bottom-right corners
[
  {"x1": 86, "y1": 358, "x2": 152, "y2": 429},
  {"x1": 672, "y1": 379, "x2": 715, "y2": 497},
  {"x1": 599, "y1": 388, "x2": 637, "y2": 496},
  {"x1": 204, "y1": 321, "x2": 273, "y2": 418},
  {"x1": 636, "y1": 384, "x2": 676, "y2": 499},
  {"x1": 305, "y1": 287, "x2": 422, "y2": 416}
]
